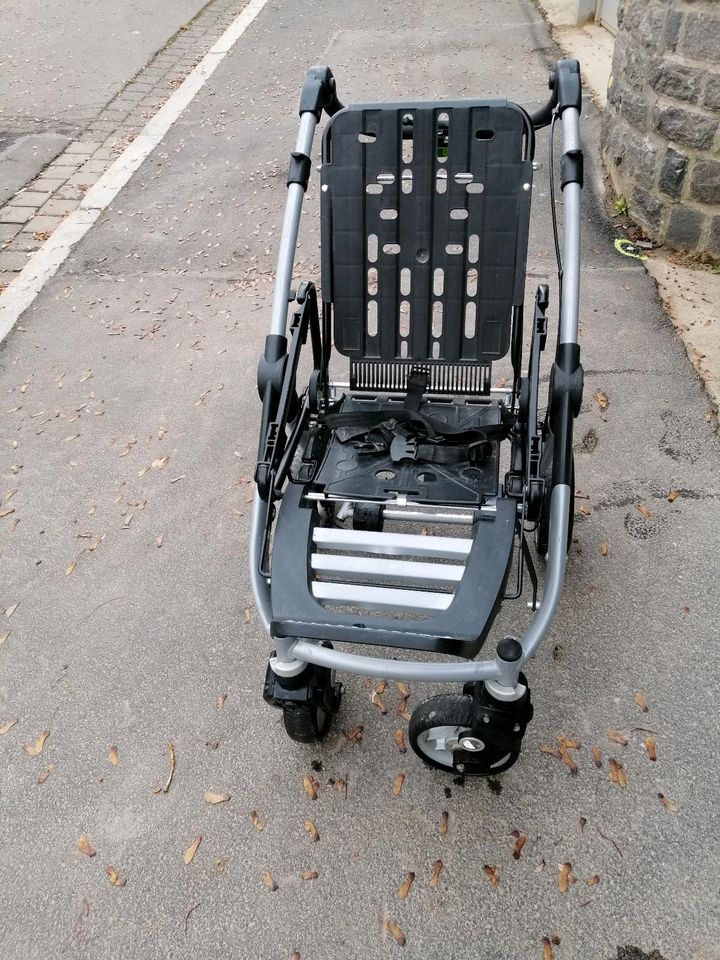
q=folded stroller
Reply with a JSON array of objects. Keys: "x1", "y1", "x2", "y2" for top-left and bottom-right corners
[{"x1": 251, "y1": 60, "x2": 584, "y2": 775}]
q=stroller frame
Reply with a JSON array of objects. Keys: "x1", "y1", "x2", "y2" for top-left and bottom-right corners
[{"x1": 250, "y1": 61, "x2": 584, "y2": 772}]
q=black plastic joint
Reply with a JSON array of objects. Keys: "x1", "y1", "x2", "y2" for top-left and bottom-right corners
[
  {"x1": 555, "y1": 59, "x2": 582, "y2": 113},
  {"x1": 287, "y1": 151, "x2": 312, "y2": 191},
  {"x1": 561, "y1": 149, "x2": 584, "y2": 190},
  {"x1": 550, "y1": 343, "x2": 584, "y2": 418},
  {"x1": 497, "y1": 637, "x2": 523, "y2": 663},
  {"x1": 298, "y1": 65, "x2": 342, "y2": 119},
  {"x1": 257, "y1": 334, "x2": 287, "y2": 399}
]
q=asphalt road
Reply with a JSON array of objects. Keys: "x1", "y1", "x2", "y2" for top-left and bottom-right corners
[{"x1": 1, "y1": 1, "x2": 719, "y2": 958}]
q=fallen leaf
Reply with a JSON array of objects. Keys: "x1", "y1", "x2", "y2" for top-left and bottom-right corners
[
  {"x1": 206, "y1": 739, "x2": 219, "y2": 750},
  {"x1": 108, "y1": 746, "x2": 118, "y2": 766},
  {"x1": 540, "y1": 743, "x2": 563, "y2": 759},
  {"x1": 608, "y1": 758, "x2": 627, "y2": 788},
  {"x1": 396, "y1": 682, "x2": 411, "y2": 698},
  {"x1": 243, "y1": 607, "x2": 251, "y2": 622},
  {"x1": 77, "y1": 835, "x2": 96, "y2": 858},
  {"x1": 183, "y1": 836, "x2": 202, "y2": 864},
  {"x1": 5, "y1": 603, "x2": 18, "y2": 618},
  {"x1": 261, "y1": 868, "x2": 278, "y2": 892},
  {"x1": 393, "y1": 729, "x2": 406, "y2": 753},
  {"x1": 667, "y1": 490, "x2": 680, "y2": 502},
  {"x1": 439, "y1": 810, "x2": 449, "y2": 835},
  {"x1": 658, "y1": 793, "x2": 679, "y2": 813},
  {"x1": 383, "y1": 919, "x2": 406, "y2": 946},
  {"x1": 559, "y1": 745, "x2": 578, "y2": 774},
  {"x1": 375, "y1": 679, "x2": 387, "y2": 695},
  {"x1": 635, "y1": 503, "x2": 652, "y2": 520},
  {"x1": 558, "y1": 862, "x2": 576, "y2": 892},
  {"x1": 579, "y1": 816, "x2": 587, "y2": 833},
  {"x1": 634, "y1": 692, "x2": 649, "y2": 713},
  {"x1": 216, "y1": 692, "x2": 227, "y2": 709},
  {"x1": 37, "y1": 765, "x2": 53, "y2": 784},
  {"x1": 152, "y1": 456, "x2": 169, "y2": 469},
  {"x1": 398, "y1": 871, "x2": 415, "y2": 899},
  {"x1": 371, "y1": 690, "x2": 387, "y2": 714},
  {"x1": 344, "y1": 724, "x2": 363, "y2": 743},
  {"x1": 542, "y1": 937, "x2": 554, "y2": 960},
  {"x1": 594, "y1": 390, "x2": 608, "y2": 411},
  {"x1": 579, "y1": 504, "x2": 591, "y2": 516},
  {"x1": 511, "y1": 832, "x2": 527, "y2": 860},
  {"x1": 558, "y1": 736, "x2": 581, "y2": 750},
  {"x1": 304, "y1": 820, "x2": 320, "y2": 842},
  {"x1": 0, "y1": 507, "x2": 16, "y2": 520},
  {"x1": 586, "y1": 874, "x2": 601, "y2": 886},
  {"x1": 0, "y1": 631, "x2": 9, "y2": 647},
  {"x1": 250, "y1": 810, "x2": 263, "y2": 831},
  {"x1": 607, "y1": 728, "x2": 628, "y2": 747},
  {"x1": 600, "y1": 542, "x2": 608, "y2": 556},
  {"x1": 483, "y1": 865, "x2": 499, "y2": 888},
  {"x1": 303, "y1": 775, "x2": 319, "y2": 800},
  {"x1": 300, "y1": 870, "x2": 318, "y2": 880},
  {"x1": 156, "y1": 534, "x2": 164, "y2": 548},
  {"x1": 162, "y1": 742, "x2": 175, "y2": 793},
  {"x1": 106, "y1": 865, "x2": 126, "y2": 887},
  {"x1": 0, "y1": 719, "x2": 18, "y2": 736},
  {"x1": 65, "y1": 561, "x2": 77, "y2": 576},
  {"x1": 392, "y1": 773, "x2": 405, "y2": 796},
  {"x1": 430, "y1": 859, "x2": 443, "y2": 887},
  {"x1": 591, "y1": 746, "x2": 602, "y2": 768},
  {"x1": 644, "y1": 736, "x2": 657, "y2": 761},
  {"x1": 24, "y1": 729, "x2": 49, "y2": 756},
  {"x1": 205, "y1": 791, "x2": 230, "y2": 804},
  {"x1": 334, "y1": 777, "x2": 348, "y2": 797}
]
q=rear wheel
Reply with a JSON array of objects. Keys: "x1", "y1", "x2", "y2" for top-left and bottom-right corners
[
  {"x1": 282, "y1": 699, "x2": 334, "y2": 743},
  {"x1": 408, "y1": 695, "x2": 476, "y2": 772}
]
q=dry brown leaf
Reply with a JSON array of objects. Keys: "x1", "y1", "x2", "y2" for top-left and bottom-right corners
[
  {"x1": 334, "y1": 777, "x2": 348, "y2": 797},
  {"x1": 398, "y1": 871, "x2": 415, "y2": 899},
  {"x1": 539, "y1": 743, "x2": 563, "y2": 759},
  {"x1": 156, "y1": 534, "x2": 164, "y2": 548},
  {"x1": 594, "y1": 389, "x2": 608, "y2": 411},
  {"x1": 397, "y1": 708, "x2": 412, "y2": 722},
  {"x1": 558, "y1": 736, "x2": 581, "y2": 750},
  {"x1": 396, "y1": 695, "x2": 411, "y2": 719},
  {"x1": 396, "y1": 682, "x2": 411, "y2": 698},
  {"x1": 667, "y1": 490, "x2": 680, "y2": 503},
  {"x1": 106, "y1": 865, "x2": 126, "y2": 887},
  {"x1": 439, "y1": 810, "x2": 449, "y2": 835},
  {"x1": 383, "y1": 919, "x2": 406, "y2": 946},
  {"x1": 542, "y1": 937, "x2": 554, "y2": 960},
  {"x1": 0, "y1": 507, "x2": 16, "y2": 520},
  {"x1": 4, "y1": 603, "x2": 17, "y2": 617},
  {"x1": 183, "y1": 836, "x2": 202, "y2": 865},
  {"x1": 65, "y1": 561, "x2": 77, "y2": 576},
  {"x1": 77, "y1": 835, "x2": 96, "y2": 857},
  {"x1": 393, "y1": 729, "x2": 406, "y2": 754},
  {"x1": 261, "y1": 868, "x2": 278, "y2": 892},
  {"x1": 600, "y1": 542, "x2": 608, "y2": 556},
  {"x1": 0, "y1": 719, "x2": 18, "y2": 736},
  {"x1": 392, "y1": 773, "x2": 405, "y2": 796},
  {"x1": 303, "y1": 775, "x2": 319, "y2": 800},
  {"x1": 250, "y1": 810, "x2": 263, "y2": 831},
  {"x1": 658, "y1": 793, "x2": 679, "y2": 813},
  {"x1": 152, "y1": 456, "x2": 169, "y2": 469},
  {"x1": 579, "y1": 504, "x2": 591, "y2": 516},
  {"x1": 304, "y1": 820, "x2": 320, "y2": 842},
  {"x1": 162, "y1": 742, "x2": 175, "y2": 793},
  {"x1": 511, "y1": 833, "x2": 527, "y2": 860},
  {"x1": 205, "y1": 791, "x2": 230, "y2": 805},
  {"x1": 645, "y1": 737, "x2": 657, "y2": 762},
  {"x1": 635, "y1": 503, "x2": 652, "y2": 521},
  {"x1": 634, "y1": 692, "x2": 649, "y2": 713},
  {"x1": 591, "y1": 746, "x2": 602, "y2": 768},
  {"x1": 371, "y1": 691, "x2": 387, "y2": 714},
  {"x1": 375, "y1": 679, "x2": 387, "y2": 695},
  {"x1": 558, "y1": 862, "x2": 576, "y2": 892},
  {"x1": 430, "y1": 859, "x2": 443, "y2": 887},
  {"x1": 0, "y1": 631, "x2": 9, "y2": 647},
  {"x1": 37, "y1": 765, "x2": 53, "y2": 785},
  {"x1": 344, "y1": 724, "x2": 363, "y2": 743},
  {"x1": 300, "y1": 870, "x2": 318, "y2": 880},
  {"x1": 108, "y1": 746, "x2": 118, "y2": 766},
  {"x1": 579, "y1": 816, "x2": 587, "y2": 833},
  {"x1": 559, "y1": 746, "x2": 578, "y2": 774},
  {"x1": 586, "y1": 874, "x2": 601, "y2": 886},
  {"x1": 24, "y1": 730, "x2": 49, "y2": 756},
  {"x1": 206, "y1": 739, "x2": 219, "y2": 750},
  {"x1": 483, "y1": 865, "x2": 499, "y2": 888},
  {"x1": 607, "y1": 728, "x2": 628, "y2": 747},
  {"x1": 216, "y1": 692, "x2": 227, "y2": 709},
  {"x1": 608, "y1": 758, "x2": 627, "y2": 788}
]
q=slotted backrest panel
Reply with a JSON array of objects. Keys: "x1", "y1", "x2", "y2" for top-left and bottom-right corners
[{"x1": 320, "y1": 100, "x2": 533, "y2": 366}]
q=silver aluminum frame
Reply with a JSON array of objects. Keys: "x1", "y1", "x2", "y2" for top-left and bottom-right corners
[{"x1": 249, "y1": 103, "x2": 581, "y2": 685}]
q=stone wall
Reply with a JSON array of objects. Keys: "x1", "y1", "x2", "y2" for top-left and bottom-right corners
[{"x1": 602, "y1": 0, "x2": 720, "y2": 256}]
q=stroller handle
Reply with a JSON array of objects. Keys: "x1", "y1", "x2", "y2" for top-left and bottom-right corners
[{"x1": 529, "y1": 58, "x2": 582, "y2": 129}]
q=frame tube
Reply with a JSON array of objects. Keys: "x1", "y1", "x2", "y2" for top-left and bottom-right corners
[{"x1": 559, "y1": 107, "x2": 581, "y2": 346}]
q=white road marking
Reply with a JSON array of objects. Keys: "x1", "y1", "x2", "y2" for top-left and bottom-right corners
[{"x1": 0, "y1": 0, "x2": 271, "y2": 345}]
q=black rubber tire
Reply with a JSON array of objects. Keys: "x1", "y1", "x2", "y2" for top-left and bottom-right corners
[
  {"x1": 282, "y1": 701, "x2": 333, "y2": 744},
  {"x1": 408, "y1": 694, "x2": 476, "y2": 772},
  {"x1": 535, "y1": 430, "x2": 575, "y2": 557}
]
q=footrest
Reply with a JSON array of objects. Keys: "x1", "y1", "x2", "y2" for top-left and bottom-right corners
[{"x1": 270, "y1": 483, "x2": 516, "y2": 658}]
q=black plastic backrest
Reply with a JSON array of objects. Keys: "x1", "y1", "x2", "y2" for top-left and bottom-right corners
[{"x1": 321, "y1": 100, "x2": 533, "y2": 367}]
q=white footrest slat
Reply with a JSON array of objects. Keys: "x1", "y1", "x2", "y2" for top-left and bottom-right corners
[
  {"x1": 311, "y1": 553, "x2": 464, "y2": 586},
  {"x1": 312, "y1": 527, "x2": 472, "y2": 560},
  {"x1": 311, "y1": 581, "x2": 453, "y2": 613}
]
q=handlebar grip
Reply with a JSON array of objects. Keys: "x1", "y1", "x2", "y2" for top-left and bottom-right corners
[{"x1": 299, "y1": 65, "x2": 344, "y2": 119}]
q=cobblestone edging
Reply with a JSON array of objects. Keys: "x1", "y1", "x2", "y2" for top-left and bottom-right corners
[
  {"x1": 602, "y1": 0, "x2": 720, "y2": 256},
  {"x1": 0, "y1": 0, "x2": 249, "y2": 290}
]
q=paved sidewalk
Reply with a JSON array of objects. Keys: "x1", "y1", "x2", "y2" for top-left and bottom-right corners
[{"x1": 1, "y1": 1, "x2": 719, "y2": 959}]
